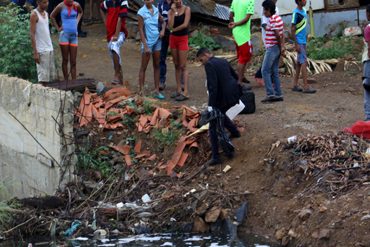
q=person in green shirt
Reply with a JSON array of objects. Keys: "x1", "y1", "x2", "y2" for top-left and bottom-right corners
[{"x1": 228, "y1": 0, "x2": 254, "y2": 85}]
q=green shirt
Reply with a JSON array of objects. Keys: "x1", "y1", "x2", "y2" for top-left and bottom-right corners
[{"x1": 230, "y1": 0, "x2": 254, "y2": 46}]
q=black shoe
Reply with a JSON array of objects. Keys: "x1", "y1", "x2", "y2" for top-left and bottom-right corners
[
  {"x1": 78, "y1": 31, "x2": 87, "y2": 38},
  {"x1": 205, "y1": 158, "x2": 222, "y2": 166},
  {"x1": 274, "y1": 96, "x2": 284, "y2": 102},
  {"x1": 229, "y1": 132, "x2": 241, "y2": 139},
  {"x1": 261, "y1": 95, "x2": 277, "y2": 103}
]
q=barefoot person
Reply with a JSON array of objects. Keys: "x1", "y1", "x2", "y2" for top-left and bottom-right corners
[
  {"x1": 291, "y1": 0, "x2": 316, "y2": 93},
  {"x1": 137, "y1": 0, "x2": 166, "y2": 99},
  {"x1": 197, "y1": 48, "x2": 241, "y2": 165},
  {"x1": 261, "y1": 0, "x2": 285, "y2": 103},
  {"x1": 30, "y1": 0, "x2": 56, "y2": 84},
  {"x1": 100, "y1": 0, "x2": 128, "y2": 85},
  {"x1": 168, "y1": 0, "x2": 190, "y2": 101},
  {"x1": 51, "y1": 0, "x2": 82, "y2": 80}
]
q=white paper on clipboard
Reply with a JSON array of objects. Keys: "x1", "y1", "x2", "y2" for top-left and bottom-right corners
[{"x1": 226, "y1": 100, "x2": 245, "y2": 120}]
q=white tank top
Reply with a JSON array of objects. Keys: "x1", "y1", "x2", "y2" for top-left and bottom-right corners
[{"x1": 34, "y1": 9, "x2": 53, "y2": 53}]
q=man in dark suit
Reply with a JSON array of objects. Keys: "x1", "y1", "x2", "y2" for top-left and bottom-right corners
[{"x1": 197, "y1": 48, "x2": 241, "y2": 165}]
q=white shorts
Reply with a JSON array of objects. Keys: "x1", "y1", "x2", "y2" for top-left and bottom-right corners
[
  {"x1": 108, "y1": 32, "x2": 126, "y2": 65},
  {"x1": 36, "y1": 51, "x2": 56, "y2": 83}
]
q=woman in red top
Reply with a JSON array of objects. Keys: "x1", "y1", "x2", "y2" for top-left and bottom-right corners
[{"x1": 168, "y1": 0, "x2": 190, "y2": 101}]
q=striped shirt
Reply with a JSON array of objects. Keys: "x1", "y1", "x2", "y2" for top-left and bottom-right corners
[{"x1": 264, "y1": 14, "x2": 283, "y2": 49}]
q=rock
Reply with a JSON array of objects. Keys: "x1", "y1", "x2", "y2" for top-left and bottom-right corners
[
  {"x1": 275, "y1": 228, "x2": 287, "y2": 240},
  {"x1": 288, "y1": 229, "x2": 298, "y2": 238},
  {"x1": 298, "y1": 208, "x2": 313, "y2": 221},
  {"x1": 192, "y1": 216, "x2": 209, "y2": 233},
  {"x1": 361, "y1": 214, "x2": 370, "y2": 221},
  {"x1": 311, "y1": 228, "x2": 331, "y2": 240},
  {"x1": 205, "y1": 206, "x2": 221, "y2": 223},
  {"x1": 319, "y1": 205, "x2": 328, "y2": 213},
  {"x1": 195, "y1": 203, "x2": 209, "y2": 216}
]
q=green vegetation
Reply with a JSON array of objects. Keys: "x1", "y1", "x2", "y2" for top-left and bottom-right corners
[
  {"x1": 189, "y1": 31, "x2": 221, "y2": 50},
  {"x1": 152, "y1": 128, "x2": 180, "y2": 147},
  {"x1": 143, "y1": 100, "x2": 155, "y2": 115},
  {"x1": 77, "y1": 146, "x2": 112, "y2": 178},
  {"x1": 0, "y1": 5, "x2": 37, "y2": 82},
  {"x1": 307, "y1": 37, "x2": 360, "y2": 60}
]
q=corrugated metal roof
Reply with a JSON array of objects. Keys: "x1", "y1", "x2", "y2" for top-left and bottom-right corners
[{"x1": 128, "y1": 0, "x2": 230, "y2": 21}]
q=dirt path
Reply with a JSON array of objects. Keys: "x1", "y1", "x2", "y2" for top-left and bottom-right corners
[{"x1": 70, "y1": 23, "x2": 369, "y2": 246}]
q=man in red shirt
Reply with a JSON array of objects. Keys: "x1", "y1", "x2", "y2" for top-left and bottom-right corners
[{"x1": 100, "y1": 0, "x2": 128, "y2": 85}]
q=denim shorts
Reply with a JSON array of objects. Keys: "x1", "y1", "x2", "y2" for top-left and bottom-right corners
[
  {"x1": 59, "y1": 31, "x2": 78, "y2": 46},
  {"x1": 141, "y1": 38, "x2": 162, "y2": 53},
  {"x1": 297, "y1": 44, "x2": 307, "y2": 64}
]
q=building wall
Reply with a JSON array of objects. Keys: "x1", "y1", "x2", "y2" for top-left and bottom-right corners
[{"x1": 0, "y1": 75, "x2": 76, "y2": 200}]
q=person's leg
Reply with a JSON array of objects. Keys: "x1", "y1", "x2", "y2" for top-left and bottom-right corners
[
  {"x1": 138, "y1": 52, "x2": 151, "y2": 94},
  {"x1": 60, "y1": 45, "x2": 69, "y2": 80},
  {"x1": 209, "y1": 119, "x2": 221, "y2": 163},
  {"x1": 178, "y1": 49, "x2": 189, "y2": 97},
  {"x1": 364, "y1": 86, "x2": 370, "y2": 121},
  {"x1": 261, "y1": 47, "x2": 275, "y2": 98},
  {"x1": 271, "y1": 46, "x2": 282, "y2": 97},
  {"x1": 224, "y1": 115, "x2": 240, "y2": 138},
  {"x1": 237, "y1": 63, "x2": 247, "y2": 85},
  {"x1": 171, "y1": 48, "x2": 181, "y2": 95},
  {"x1": 69, "y1": 45, "x2": 78, "y2": 80},
  {"x1": 159, "y1": 33, "x2": 169, "y2": 88},
  {"x1": 152, "y1": 50, "x2": 161, "y2": 93},
  {"x1": 112, "y1": 52, "x2": 123, "y2": 83}
]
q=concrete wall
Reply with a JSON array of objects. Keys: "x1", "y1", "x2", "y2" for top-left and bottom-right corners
[{"x1": 0, "y1": 75, "x2": 76, "y2": 200}]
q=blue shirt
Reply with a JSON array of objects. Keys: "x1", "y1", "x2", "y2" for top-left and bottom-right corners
[
  {"x1": 61, "y1": 5, "x2": 78, "y2": 34},
  {"x1": 158, "y1": 0, "x2": 170, "y2": 23},
  {"x1": 291, "y1": 8, "x2": 307, "y2": 45},
  {"x1": 138, "y1": 5, "x2": 160, "y2": 46}
]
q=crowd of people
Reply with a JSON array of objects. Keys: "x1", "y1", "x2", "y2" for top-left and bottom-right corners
[{"x1": 29, "y1": 0, "x2": 370, "y2": 164}]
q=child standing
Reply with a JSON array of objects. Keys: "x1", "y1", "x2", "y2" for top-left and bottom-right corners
[
  {"x1": 30, "y1": 0, "x2": 56, "y2": 84},
  {"x1": 362, "y1": 5, "x2": 370, "y2": 121},
  {"x1": 261, "y1": 0, "x2": 284, "y2": 103},
  {"x1": 137, "y1": 0, "x2": 165, "y2": 99},
  {"x1": 291, "y1": 0, "x2": 316, "y2": 93},
  {"x1": 100, "y1": 0, "x2": 128, "y2": 85}
]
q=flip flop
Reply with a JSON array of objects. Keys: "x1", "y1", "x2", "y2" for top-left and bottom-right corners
[
  {"x1": 175, "y1": 94, "x2": 189, "y2": 101},
  {"x1": 153, "y1": 92, "x2": 165, "y2": 100},
  {"x1": 171, "y1": 92, "x2": 181, "y2": 98}
]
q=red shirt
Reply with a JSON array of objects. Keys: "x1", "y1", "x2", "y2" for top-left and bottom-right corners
[
  {"x1": 264, "y1": 14, "x2": 284, "y2": 48},
  {"x1": 101, "y1": 0, "x2": 128, "y2": 41}
]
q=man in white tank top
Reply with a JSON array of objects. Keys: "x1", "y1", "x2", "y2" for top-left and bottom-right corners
[{"x1": 30, "y1": 0, "x2": 56, "y2": 84}]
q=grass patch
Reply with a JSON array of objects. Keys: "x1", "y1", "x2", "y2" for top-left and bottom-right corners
[
  {"x1": 77, "y1": 146, "x2": 112, "y2": 178},
  {"x1": 307, "y1": 37, "x2": 360, "y2": 60},
  {"x1": 189, "y1": 31, "x2": 221, "y2": 50},
  {"x1": 152, "y1": 128, "x2": 180, "y2": 147}
]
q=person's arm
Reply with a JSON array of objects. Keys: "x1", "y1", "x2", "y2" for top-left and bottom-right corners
[
  {"x1": 159, "y1": 14, "x2": 166, "y2": 38},
  {"x1": 205, "y1": 62, "x2": 218, "y2": 108},
  {"x1": 75, "y1": 2, "x2": 83, "y2": 25},
  {"x1": 138, "y1": 15, "x2": 149, "y2": 53},
  {"x1": 290, "y1": 12, "x2": 300, "y2": 52},
  {"x1": 100, "y1": 1, "x2": 107, "y2": 25},
  {"x1": 233, "y1": 13, "x2": 252, "y2": 27},
  {"x1": 50, "y1": 3, "x2": 63, "y2": 31},
  {"x1": 172, "y1": 6, "x2": 191, "y2": 32},
  {"x1": 30, "y1": 11, "x2": 39, "y2": 64},
  {"x1": 228, "y1": 8, "x2": 234, "y2": 29},
  {"x1": 168, "y1": 7, "x2": 174, "y2": 30}
]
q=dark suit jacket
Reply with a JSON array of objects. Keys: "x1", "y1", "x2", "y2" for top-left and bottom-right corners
[{"x1": 205, "y1": 56, "x2": 241, "y2": 112}]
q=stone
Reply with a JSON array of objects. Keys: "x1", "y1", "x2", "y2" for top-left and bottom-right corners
[
  {"x1": 275, "y1": 228, "x2": 287, "y2": 240},
  {"x1": 192, "y1": 216, "x2": 209, "y2": 233},
  {"x1": 205, "y1": 207, "x2": 221, "y2": 223},
  {"x1": 319, "y1": 205, "x2": 328, "y2": 213},
  {"x1": 311, "y1": 228, "x2": 331, "y2": 240},
  {"x1": 360, "y1": 214, "x2": 370, "y2": 221},
  {"x1": 298, "y1": 208, "x2": 313, "y2": 221},
  {"x1": 288, "y1": 229, "x2": 298, "y2": 238}
]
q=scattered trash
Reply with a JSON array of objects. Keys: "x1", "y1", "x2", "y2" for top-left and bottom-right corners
[
  {"x1": 343, "y1": 26, "x2": 362, "y2": 37},
  {"x1": 94, "y1": 229, "x2": 107, "y2": 237},
  {"x1": 223, "y1": 165, "x2": 232, "y2": 173},
  {"x1": 361, "y1": 214, "x2": 370, "y2": 221},
  {"x1": 287, "y1": 135, "x2": 297, "y2": 144},
  {"x1": 64, "y1": 220, "x2": 82, "y2": 237},
  {"x1": 141, "y1": 194, "x2": 152, "y2": 204}
]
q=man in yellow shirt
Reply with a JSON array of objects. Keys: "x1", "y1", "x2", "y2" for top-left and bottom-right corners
[{"x1": 228, "y1": 0, "x2": 255, "y2": 85}]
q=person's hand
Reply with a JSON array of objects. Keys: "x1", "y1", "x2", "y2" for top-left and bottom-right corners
[
  {"x1": 228, "y1": 22, "x2": 235, "y2": 29},
  {"x1": 160, "y1": 30, "x2": 165, "y2": 38},
  {"x1": 144, "y1": 44, "x2": 150, "y2": 54},
  {"x1": 58, "y1": 26, "x2": 63, "y2": 32},
  {"x1": 111, "y1": 36, "x2": 118, "y2": 42},
  {"x1": 33, "y1": 53, "x2": 40, "y2": 64},
  {"x1": 295, "y1": 43, "x2": 300, "y2": 53}
]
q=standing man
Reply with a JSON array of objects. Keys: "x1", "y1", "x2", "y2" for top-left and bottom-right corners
[
  {"x1": 197, "y1": 48, "x2": 241, "y2": 165},
  {"x1": 100, "y1": 0, "x2": 128, "y2": 85},
  {"x1": 30, "y1": 0, "x2": 56, "y2": 84},
  {"x1": 291, "y1": 0, "x2": 316, "y2": 93},
  {"x1": 228, "y1": 0, "x2": 254, "y2": 85},
  {"x1": 158, "y1": 0, "x2": 171, "y2": 90}
]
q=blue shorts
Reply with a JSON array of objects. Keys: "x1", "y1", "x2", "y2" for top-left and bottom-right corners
[
  {"x1": 59, "y1": 31, "x2": 78, "y2": 46},
  {"x1": 297, "y1": 44, "x2": 307, "y2": 64},
  {"x1": 141, "y1": 39, "x2": 162, "y2": 53}
]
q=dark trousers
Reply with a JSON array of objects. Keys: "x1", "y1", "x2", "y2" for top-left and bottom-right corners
[
  {"x1": 75, "y1": 0, "x2": 85, "y2": 32},
  {"x1": 160, "y1": 32, "x2": 170, "y2": 84},
  {"x1": 209, "y1": 114, "x2": 239, "y2": 160}
]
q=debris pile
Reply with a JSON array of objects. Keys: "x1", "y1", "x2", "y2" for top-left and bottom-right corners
[
  {"x1": 0, "y1": 86, "x2": 247, "y2": 240},
  {"x1": 269, "y1": 132, "x2": 370, "y2": 196}
]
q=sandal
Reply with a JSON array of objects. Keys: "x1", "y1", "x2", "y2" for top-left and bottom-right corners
[
  {"x1": 171, "y1": 92, "x2": 181, "y2": 98},
  {"x1": 153, "y1": 92, "x2": 165, "y2": 100},
  {"x1": 111, "y1": 79, "x2": 121, "y2": 85},
  {"x1": 175, "y1": 94, "x2": 189, "y2": 101}
]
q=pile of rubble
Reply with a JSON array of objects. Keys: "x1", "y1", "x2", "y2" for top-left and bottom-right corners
[{"x1": 269, "y1": 132, "x2": 370, "y2": 196}]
